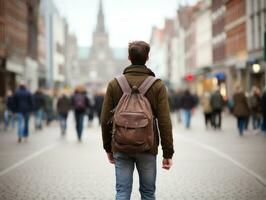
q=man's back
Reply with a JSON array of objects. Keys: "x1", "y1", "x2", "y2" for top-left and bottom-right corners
[
  {"x1": 101, "y1": 65, "x2": 174, "y2": 158},
  {"x1": 14, "y1": 87, "x2": 33, "y2": 113},
  {"x1": 211, "y1": 91, "x2": 224, "y2": 110}
]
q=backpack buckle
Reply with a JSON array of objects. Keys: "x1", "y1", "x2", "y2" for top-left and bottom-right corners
[{"x1": 132, "y1": 86, "x2": 139, "y2": 94}]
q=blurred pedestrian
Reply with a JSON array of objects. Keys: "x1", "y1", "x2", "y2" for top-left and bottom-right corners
[
  {"x1": 44, "y1": 89, "x2": 54, "y2": 126},
  {"x1": 94, "y1": 90, "x2": 105, "y2": 125},
  {"x1": 232, "y1": 86, "x2": 250, "y2": 136},
  {"x1": 180, "y1": 89, "x2": 196, "y2": 128},
  {"x1": 57, "y1": 92, "x2": 71, "y2": 136},
  {"x1": 4, "y1": 90, "x2": 15, "y2": 130},
  {"x1": 201, "y1": 92, "x2": 213, "y2": 129},
  {"x1": 0, "y1": 97, "x2": 4, "y2": 130},
  {"x1": 33, "y1": 88, "x2": 45, "y2": 130},
  {"x1": 13, "y1": 81, "x2": 33, "y2": 142},
  {"x1": 168, "y1": 89, "x2": 176, "y2": 113},
  {"x1": 248, "y1": 86, "x2": 262, "y2": 131},
  {"x1": 86, "y1": 92, "x2": 94, "y2": 127},
  {"x1": 261, "y1": 87, "x2": 266, "y2": 134},
  {"x1": 174, "y1": 90, "x2": 182, "y2": 123},
  {"x1": 72, "y1": 85, "x2": 90, "y2": 141},
  {"x1": 210, "y1": 88, "x2": 224, "y2": 129}
]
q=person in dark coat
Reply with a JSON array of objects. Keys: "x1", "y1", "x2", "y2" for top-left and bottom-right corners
[
  {"x1": 57, "y1": 93, "x2": 71, "y2": 136},
  {"x1": 86, "y1": 93, "x2": 94, "y2": 127},
  {"x1": 13, "y1": 82, "x2": 33, "y2": 142},
  {"x1": 94, "y1": 91, "x2": 105, "y2": 125},
  {"x1": 210, "y1": 89, "x2": 224, "y2": 129},
  {"x1": 180, "y1": 89, "x2": 196, "y2": 128},
  {"x1": 44, "y1": 90, "x2": 54, "y2": 125},
  {"x1": 261, "y1": 87, "x2": 266, "y2": 134},
  {"x1": 233, "y1": 86, "x2": 250, "y2": 136},
  {"x1": 33, "y1": 88, "x2": 46, "y2": 130},
  {"x1": 0, "y1": 97, "x2": 4, "y2": 130},
  {"x1": 248, "y1": 86, "x2": 262, "y2": 131},
  {"x1": 174, "y1": 90, "x2": 182, "y2": 123},
  {"x1": 72, "y1": 86, "x2": 90, "y2": 141}
]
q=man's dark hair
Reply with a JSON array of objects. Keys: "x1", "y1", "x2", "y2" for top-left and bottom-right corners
[{"x1": 128, "y1": 41, "x2": 150, "y2": 65}]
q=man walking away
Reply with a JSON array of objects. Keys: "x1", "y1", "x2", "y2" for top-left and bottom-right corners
[
  {"x1": 13, "y1": 81, "x2": 33, "y2": 142},
  {"x1": 94, "y1": 90, "x2": 105, "y2": 125},
  {"x1": 33, "y1": 88, "x2": 45, "y2": 130},
  {"x1": 248, "y1": 86, "x2": 262, "y2": 131},
  {"x1": 72, "y1": 86, "x2": 90, "y2": 142},
  {"x1": 180, "y1": 89, "x2": 196, "y2": 129},
  {"x1": 210, "y1": 88, "x2": 224, "y2": 129},
  {"x1": 233, "y1": 86, "x2": 250, "y2": 136},
  {"x1": 44, "y1": 89, "x2": 54, "y2": 126},
  {"x1": 101, "y1": 41, "x2": 174, "y2": 200},
  {"x1": 57, "y1": 92, "x2": 71, "y2": 136}
]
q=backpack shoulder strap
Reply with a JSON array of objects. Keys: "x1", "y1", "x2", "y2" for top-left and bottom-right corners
[
  {"x1": 138, "y1": 76, "x2": 158, "y2": 95},
  {"x1": 115, "y1": 75, "x2": 131, "y2": 94}
]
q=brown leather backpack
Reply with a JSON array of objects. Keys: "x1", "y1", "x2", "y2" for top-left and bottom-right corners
[{"x1": 112, "y1": 75, "x2": 158, "y2": 153}]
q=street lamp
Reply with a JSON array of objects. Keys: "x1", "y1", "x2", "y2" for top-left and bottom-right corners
[{"x1": 252, "y1": 63, "x2": 261, "y2": 73}]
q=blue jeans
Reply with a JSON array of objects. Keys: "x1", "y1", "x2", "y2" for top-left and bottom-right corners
[
  {"x1": 182, "y1": 109, "x2": 192, "y2": 128},
  {"x1": 17, "y1": 113, "x2": 30, "y2": 138},
  {"x1": 237, "y1": 117, "x2": 246, "y2": 136},
  {"x1": 251, "y1": 115, "x2": 261, "y2": 130},
  {"x1": 34, "y1": 109, "x2": 43, "y2": 129},
  {"x1": 261, "y1": 114, "x2": 266, "y2": 132},
  {"x1": 4, "y1": 110, "x2": 15, "y2": 129},
  {"x1": 74, "y1": 112, "x2": 84, "y2": 139},
  {"x1": 59, "y1": 113, "x2": 68, "y2": 133},
  {"x1": 114, "y1": 152, "x2": 156, "y2": 200}
]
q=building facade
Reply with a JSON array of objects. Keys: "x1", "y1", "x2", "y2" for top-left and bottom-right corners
[
  {"x1": 246, "y1": 0, "x2": 266, "y2": 90},
  {"x1": 225, "y1": 0, "x2": 247, "y2": 98},
  {"x1": 212, "y1": 0, "x2": 226, "y2": 68},
  {"x1": 211, "y1": 0, "x2": 227, "y2": 96},
  {"x1": 65, "y1": 32, "x2": 79, "y2": 88},
  {"x1": 41, "y1": 0, "x2": 69, "y2": 89},
  {"x1": 52, "y1": 14, "x2": 66, "y2": 86},
  {"x1": 0, "y1": 0, "x2": 40, "y2": 96},
  {"x1": 149, "y1": 27, "x2": 168, "y2": 80}
]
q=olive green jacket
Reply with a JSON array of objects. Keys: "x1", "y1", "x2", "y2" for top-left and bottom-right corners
[{"x1": 101, "y1": 65, "x2": 174, "y2": 158}]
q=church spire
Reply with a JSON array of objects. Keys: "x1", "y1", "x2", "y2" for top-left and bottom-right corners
[
  {"x1": 96, "y1": 0, "x2": 105, "y2": 32},
  {"x1": 99, "y1": 0, "x2": 103, "y2": 15}
]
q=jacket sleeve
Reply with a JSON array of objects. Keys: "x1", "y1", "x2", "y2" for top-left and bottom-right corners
[
  {"x1": 101, "y1": 82, "x2": 115, "y2": 153},
  {"x1": 156, "y1": 83, "x2": 174, "y2": 159}
]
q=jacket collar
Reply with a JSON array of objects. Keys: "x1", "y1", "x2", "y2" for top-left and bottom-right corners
[{"x1": 123, "y1": 65, "x2": 155, "y2": 77}]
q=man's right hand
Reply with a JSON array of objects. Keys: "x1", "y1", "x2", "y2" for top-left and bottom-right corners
[
  {"x1": 162, "y1": 158, "x2": 172, "y2": 170},
  {"x1": 107, "y1": 152, "x2": 115, "y2": 164}
]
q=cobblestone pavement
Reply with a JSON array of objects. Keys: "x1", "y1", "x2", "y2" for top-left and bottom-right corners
[{"x1": 0, "y1": 111, "x2": 266, "y2": 200}]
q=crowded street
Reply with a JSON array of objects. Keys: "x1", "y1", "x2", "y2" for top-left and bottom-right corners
[
  {"x1": 0, "y1": 111, "x2": 265, "y2": 200},
  {"x1": 1, "y1": 0, "x2": 266, "y2": 199}
]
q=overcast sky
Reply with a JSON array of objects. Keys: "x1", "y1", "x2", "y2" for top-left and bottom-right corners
[{"x1": 53, "y1": 0, "x2": 197, "y2": 48}]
